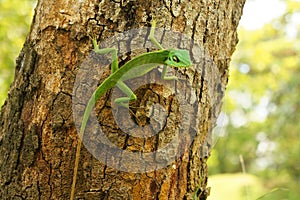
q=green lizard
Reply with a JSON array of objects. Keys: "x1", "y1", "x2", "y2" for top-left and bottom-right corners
[{"x1": 70, "y1": 21, "x2": 192, "y2": 200}]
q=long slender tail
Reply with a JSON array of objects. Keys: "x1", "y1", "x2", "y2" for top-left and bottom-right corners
[
  {"x1": 70, "y1": 94, "x2": 96, "y2": 200},
  {"x1": 70, "y1": 137, "x2": 82, "y2": 200}
]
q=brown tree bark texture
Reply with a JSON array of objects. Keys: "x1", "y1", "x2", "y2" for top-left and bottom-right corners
[{"x1": 0, "y1": 0, "x2": 245, "y2": 199}]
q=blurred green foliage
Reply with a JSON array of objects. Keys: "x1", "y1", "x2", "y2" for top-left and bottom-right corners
[
  {"x1": 208, "y1": 173, "x2": 266, "y2": 200},
  {"x1": 209, "y1": 0, "x2": 300, "y2": 199},
  {"x1": 0, "y1": 0, "x2": 35, "y2": 106}
]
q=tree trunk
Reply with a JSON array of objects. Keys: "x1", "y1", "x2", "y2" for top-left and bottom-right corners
[{"x1": 0, "y1": 0, "x2": 245, "y2": 199}]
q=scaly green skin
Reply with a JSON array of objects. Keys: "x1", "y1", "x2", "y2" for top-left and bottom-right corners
[{"x1": 70, "y1": 21, "x2": 192, "y2": 200}]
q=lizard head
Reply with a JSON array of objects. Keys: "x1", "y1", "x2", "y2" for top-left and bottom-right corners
[{"x1": 165, "y1": 49, "x2": 192, "y2": 68}]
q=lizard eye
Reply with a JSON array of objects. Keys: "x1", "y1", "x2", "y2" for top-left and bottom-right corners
[{"x1": 172, "y1": 56, "x2": 180, "y2": 63}]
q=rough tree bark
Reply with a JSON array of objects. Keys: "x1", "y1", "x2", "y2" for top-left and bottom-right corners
[{"x1": 0, "y1": 0, "x2": 245, "y2": 199}]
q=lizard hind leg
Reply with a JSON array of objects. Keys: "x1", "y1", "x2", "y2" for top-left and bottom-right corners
[
  {"x1": 114, "y1": 81, "x2": 137, "y2": 108},
  {"x1": 114, "y1": 81, "x2": 148, "y2": 126},
  {"x1": 114, "y1": 81, "x2": 146, "y2": 109}
]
